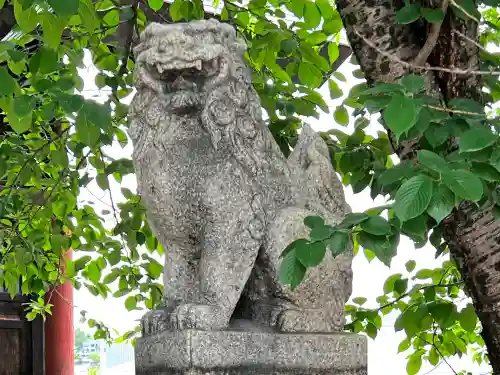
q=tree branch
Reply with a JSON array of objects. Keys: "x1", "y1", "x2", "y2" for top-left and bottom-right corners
[
  {"x1": 354, "y1": 27, "x2": 500, "y2": 76},
  {"x1": 413, "y1": 0, "x2": 449, "y2": 66}
]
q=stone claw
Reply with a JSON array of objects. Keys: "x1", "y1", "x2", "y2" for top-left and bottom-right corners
[
  {"x1": 170, "y1": 303, "x2": 228, "y2": 330},
  {"x1": 140, "y1": 309, "x2": 169, "y2": 336}
]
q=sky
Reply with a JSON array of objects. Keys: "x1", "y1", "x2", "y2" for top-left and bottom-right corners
[{"x1": 72, "y1": 36, "x2": 493, "y2": 374}]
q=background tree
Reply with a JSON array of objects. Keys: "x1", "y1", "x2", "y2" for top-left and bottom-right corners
[
  {"x1": 75, "y1": 327, "x2": 92, "y2": 351},
  {"x1": 0, "y1": 0, "x2": 498, "y2": 373}
]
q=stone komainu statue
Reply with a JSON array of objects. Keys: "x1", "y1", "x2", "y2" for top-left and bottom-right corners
[{"x1": 128, "y1": 19, "x2": 353, "y2": 334}]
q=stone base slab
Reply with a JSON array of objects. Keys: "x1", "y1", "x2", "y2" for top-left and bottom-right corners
[{"x1": 135, "y1": 326, "x2": 367, "y2": 375}]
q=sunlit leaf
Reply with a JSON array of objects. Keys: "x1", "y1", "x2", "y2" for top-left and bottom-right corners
[{"x1": 394, "y1": 175, "x2": 434, "y2": 222}]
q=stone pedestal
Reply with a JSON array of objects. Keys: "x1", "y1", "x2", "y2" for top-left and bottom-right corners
[{"x1": 135, "y1": 325, "x2": 367, "y2": 375}]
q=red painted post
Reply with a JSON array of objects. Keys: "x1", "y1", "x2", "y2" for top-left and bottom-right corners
[{"x1": 45, "y1": 248, "x2": 74, "y2": 375}]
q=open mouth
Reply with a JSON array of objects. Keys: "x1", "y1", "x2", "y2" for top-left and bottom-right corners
[{"x1": 156, "y1": 58, "x2": 220, "y2": 94}]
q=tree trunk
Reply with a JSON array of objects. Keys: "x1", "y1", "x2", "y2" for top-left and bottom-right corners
[{"x1": 335, "y1": 0, "x2": 500, "y2": 371}]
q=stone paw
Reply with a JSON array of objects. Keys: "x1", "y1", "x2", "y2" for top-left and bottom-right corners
[
  {"x1": 140, "y1": 309, "x2": 170, "y2": 336},
  {"x1": 170, "y1": 303, "x2": 228, "y2": 330},
  {"x1": 277, "y1": 309, "x2": 344, "y2": 333}
]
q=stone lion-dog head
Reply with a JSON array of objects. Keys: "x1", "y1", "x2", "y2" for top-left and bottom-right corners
[{"x1": 129, "y1": 19, "x2": 267, "y2": 175}]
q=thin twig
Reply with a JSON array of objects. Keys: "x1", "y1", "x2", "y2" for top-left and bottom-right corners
[
  {"x1": 449, "y1": 0, "x2": 480, "y2": 23},
  {"x1": 346, "y1": 281, "x2": 464, "y2": 327},
  {"x1": 430, "y1": 325, "x2": 459, "y2": 375},
  {"x1": 413, "y1": 0, "x2": 449, "y2": 66},
  {"x1": 353, "y1": 28, "x2": 500, "y2": 76},
  {"x1": 424, "y1": 103, "x2": 486, "y2": 117},
  {"x1": 452, "y1": 29, "x2": 491, "y2": 55}
]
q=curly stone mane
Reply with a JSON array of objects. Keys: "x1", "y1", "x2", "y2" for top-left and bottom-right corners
[{"x1": 129, "y1": 19, "x2": 274, "y2": 176}]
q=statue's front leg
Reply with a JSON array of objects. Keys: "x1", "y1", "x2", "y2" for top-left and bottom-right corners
[{"x1": 171, "y1": 187, "x2": 263, "y2": 330}]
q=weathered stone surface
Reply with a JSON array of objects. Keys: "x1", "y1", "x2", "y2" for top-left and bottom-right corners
[
  {"x1": 128, "y1": 18, "x2": 353, "y2": 334},
  {"x1": 135, "y1": 327, "x2": 367, "y2": 375}
]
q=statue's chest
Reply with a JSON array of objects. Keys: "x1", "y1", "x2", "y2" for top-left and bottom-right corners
[{"x1": 136, "y1": 117, "x2": 219, "y2": 190}]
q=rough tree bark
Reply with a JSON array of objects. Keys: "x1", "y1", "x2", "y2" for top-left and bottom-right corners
[{"x1": 335, "y1": 0, "x2": 500, "y2": 371}]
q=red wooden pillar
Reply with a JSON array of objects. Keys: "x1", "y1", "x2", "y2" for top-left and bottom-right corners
[{"x1": 45, "y1": 248, "x2": 74, "y2": 375}]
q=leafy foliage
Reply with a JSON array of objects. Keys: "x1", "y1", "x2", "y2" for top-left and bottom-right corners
[{"x1": 0, "y1": 0, "x2": 498, "y2": 372}]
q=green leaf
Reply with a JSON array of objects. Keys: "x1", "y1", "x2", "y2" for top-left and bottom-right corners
[
  {"x1": 417, "y1": 150, "x2": 450, "y2": 174},
  {"x1": 147, "y1": 261, "x2": 163, "y2": 278},
  {"x1": 96, "y1": 174, "x2": 109, "y2": 190},
  {"x1": 315, "y1": 0, "x2": 334, "y2": 19},
  {"x1": 396, "y1": 3, "x2": 421, "y2": 24},
  {"x1": 401, "y1": 75, "x2": 424, "y2": 93},
  {"x1": 74, "y1": 256, "x2": 91, "y2": 272},
  {"x1": 491, "y1": 148, "x2": 500, "y2": 172},
  {"x1": 304, "y1": 216, "x2": 324, "y2": 228},
  {"x1": 449, "y1": 98, "x2": 484, "y2": 116},
  {"x1": 451, "y1": 0, "x2": 480, "y2": 21},
  {"x1": 13, "y1": 95, "x2": 34, "y2": 118},
  {"x1": 407, "y1": 355, "x2": 422, "y2": 375},
  {"x1": 471, "y1": 162, "x2": 500, "y2": 182},
  {"x1": 425, "y1": 123, "x2": 449, "y2": 148},
  {"x1": 338, "y1": 213, "x2": 369, "y2": 228},
  {"x1": 328, "y1": 43, "x2": 339, "y2": 64},
  {"x1": 459, "y1": 127, "x2": 497, "y2": 153},
  {"x1": 125, "y1": 296, "x2": 137, "y2": 311},
  {"x1": 326, "y1": 231, "x2": 349, "y2": 256},
  {"x1": 383, "y1": 274, "x2": 402, "y2": 294},
  {"x1": 358, "y1": 232, "x2": 395, "y2": 266},
  {"x1": 328, "y1": 79, "x2": 342, "y2": 99},
  {"x1": 360, "y1": 216, "x2": 392, "y2": 235},
  {"x1": 352, "y1": 297, "x2": 367, "y2": 305},
  {"x1": 334, "y1": 105, "x2": 349, "y2": 126},
  {"x1": 303, "y1": 1, "x2": 321, "y2": 28},
  {"x1": 420, "y1": 7, "x2": 445, "y2": 22},
  {"x1": 428, "y1": 301, "x2": 456, "y2": 327},
  {"x1": 398, "y1": 338, "x2": 411, "y2": 353},
  {"x1": 48, "y1": 0, "x2": 79, "y2": 15},
  {"x1": 148, "y1": 0, "x2": 163, "y2": 10},
  {"x1": 383, "y1": 94, "x2": 419, "y2": 139},
  {"x1": 442, "y1": 170, "x2": 483, "y2": 201},
  {"x1": 401, "y1": 215, "x2": 427, "y2": 242},
  {"x1": 298, "y1": 62, "x2": 323, "y2": 88},
  {"x1": 309, "y1": 225, "x2": 332, "y2": 242},
  {"x1": 42, "y1": 12, "x2": 65, "y2": 50},
  {"x1": 78, "y1": 0, "x2": 99, "y2": 33},
  {"x1": 427, "y1": 185, "x2": 454, "y2": 224},
  {"x1": 37, "y1": 48, "x2": 59, "y2": 74},
  {"x1": 459, "y1": 303, "x2": 477, "y2": 332},
  {"x1": 7, "y1": 103, "x2": 32, "y2": 133},
  {"x1": 414, "y1": 268, "x2": 433, "y2": 279},
  {"x1": 87, "y1": 262, "x2": 101, "y2": 284},
  {"x1": 378, "y1": 161, "x2": 416, "y2": 186},
  {"x1": 287, "y1": 0, "x2": 304, "y2": 17},
  {"x1": 0, "y1": 67, "x2": 17, "y2": 96},
  {"x1": 361, "y1": 83, "x2": 404, "y2": 95},
  {"x1": 405, "y1": 260, "x2": 416, "y2": 273},
  {"x1": 394, "y1": 278, "x2": 408, "y2": 295},
  {"x1": 279, "y1": 249, "x2": 307, "y2": 290},
  {"x1": 394, "y1": 175, "x2": 434, "y2": 222},
  {"x1": 296, "y1": 241, "x2": 326, "y2": 267},
  {"x1": 428, "y1": 347, "x2": 439, "y2": 366},
  {"x1": 57, "y1": 93, "x2": 84, "y2": 113},
  {"x1": 108, "y1": 249, "x2": 121, "y2": 266},
  {"x1": 14, "y1": 0, "x2": 39, "y2": 33},
  {"x1": 76, "y1": 112, "x2": 100, "y2": 147},
  {"x1": 103, "y1": 271, "x2": 119, "y2": 284}
]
